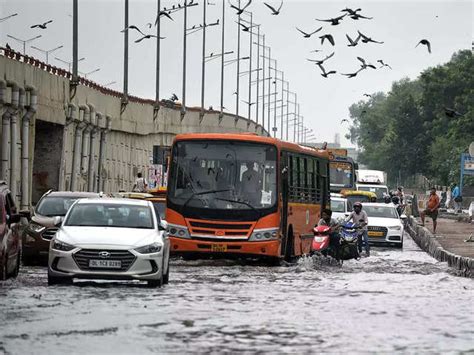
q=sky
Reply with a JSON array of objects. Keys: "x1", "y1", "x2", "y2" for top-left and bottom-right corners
[{"x1": 0, "y1": 0, "x2": 472, "y2": 147}]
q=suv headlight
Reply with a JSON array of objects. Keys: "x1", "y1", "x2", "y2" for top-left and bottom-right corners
[
  {"x1": 52, "y1": 240, "x2": 75, "y2": 251},
  {"x1": 135, "y1": 242, "x2": 163, "y2": 254},
  {"x1": 389, "y1": 225, "x2": 402, "y2": 230},
  {"x1": 249, "y1": 228, "x2": 279, "y2": 241},
  {"x1": 28, "y1": 222, "x2": 46, "y2": 233}
]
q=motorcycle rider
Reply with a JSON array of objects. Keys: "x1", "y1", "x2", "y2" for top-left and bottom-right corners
[
  {"x1": 346, "y1": 202, "x2": 370, "y2": 257},
  {"x1": 317, "y1": 208, "x2": 340, "y2": 251}
]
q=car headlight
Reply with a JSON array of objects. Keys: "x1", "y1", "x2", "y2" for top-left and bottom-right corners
[
  {"x1": 167, "y1": 224, "x2": 190, "y2": 239},
  {"x1": 52, "y1": 240, "x2": 75, "y2": 251},
  {"x1": 28, "y1": 222, "x2": 45, "y2": 233},
  {"x1": 389, "y1": 225, "x2": 402, "y2": 230},
  {"x1": 135, "y1": 242, "x2": 163, "y2": 254}
]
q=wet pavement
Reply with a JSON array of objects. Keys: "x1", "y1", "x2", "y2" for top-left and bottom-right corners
[{"x1": 1, "y1": 233, "x2": 473, "y2": 354}]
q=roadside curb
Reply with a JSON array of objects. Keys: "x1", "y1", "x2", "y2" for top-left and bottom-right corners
[
  {"x1": 438, "y1": 212, "x2": 472, "y2": 223},
  {"x1": 407, "y1": 216, "x2": 473, "y2": 278}
]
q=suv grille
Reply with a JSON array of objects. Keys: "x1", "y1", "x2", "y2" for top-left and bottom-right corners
[
  {"x1": 73, "y1": 249, "x2": 136, "y2": 271},
  {"x1": 42, "y1": 227, "x2": 59, "y2": 240}
]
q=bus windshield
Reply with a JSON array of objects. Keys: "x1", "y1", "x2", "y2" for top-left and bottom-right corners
[
  {"x1": 357, "y1": 185, "x2": 388, "y2": 200},
  {"x1": 168, "y1": 140, "x2": 278, "y2": 220},
  {"x1": 330, "y1": 161, "x2": 354, "y2": 189}
]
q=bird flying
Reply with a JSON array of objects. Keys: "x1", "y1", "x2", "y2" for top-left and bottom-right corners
[
  {"x1": 346, "y1": 33, "x2": 360, "y2": 47},
  {"x1": 30, "y1": 20, "x2": 53, "y2": 29},
  {"x1": 357, "y1": 57, "x2": 376, "y2": 69},
  {"x1": 135, "y1": 34, "x2": 165, "y2": 43},
  {"x1": 363, "y1": 93, "x2": 372, "y2": 98},
  {"x1": 444, "y1": 107, "x2": 463, "y2": 117},
  {"x1": 377, "y1": 59, "x2": 392, "y2": 69},
  {"x1": 296, "y1": 26, "x2": 322, "y2": 38},
  {"x1": 316, "y1": 14, "x2": 346, "y2": 25},
  {"x1": 155, "y1": 11, "x2": 174, "y2": 25},
  {"x1": 243, "y1": 100, "x2": 256, "y2": 106},
  {"x1": 416, "y1": 39, "x2": 431, "y2": 53},
  {"x1": 229, "y1": 0, "x2": 252, "y2": 15},
  {"x1": 317, "y1": 64, "x2": 336, "y2": 78},
  {"x1": 340, "y1": 118, "x2": 349, "y2": 124},
  {"x1": 121, "y1": 25, "x2": 145, "y2": 35},
  {"x1": 319, "y1": 34, "x2": 335, "y2": 46},
  {"x1": 239, "y1": 22, "x2": 250, "y2": 32},
  {"x1": 171, "y1": 93, "x2": 179, "y2": 101},
  {"x1": 307, "y1": 51, "x2": 335, "y2": 65},
  {"x1": 357, "y1": 30, "x2": 384, "y2": 44},
  {"x1": 263, "y1": 1, "x2": 283, "y2": 15},
  {"x1": 341, "y1": 68, "x2": 363, "y2": 78}
]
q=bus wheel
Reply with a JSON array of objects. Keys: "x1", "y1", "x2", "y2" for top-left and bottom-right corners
[{"x1": 284, "y1": 227, "x2": 294, "y2": 262}]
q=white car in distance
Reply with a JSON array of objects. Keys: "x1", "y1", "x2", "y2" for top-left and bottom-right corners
[
  {"x1": 48, "y1": 198, "x2": 170, "y2": 287},
  {"x1": 362, "y1": 203, "x2": 404, "y2": 248}
]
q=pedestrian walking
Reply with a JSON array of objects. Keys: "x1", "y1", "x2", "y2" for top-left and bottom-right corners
[
  {"x1": 420, "y1": 187, "x2": 440, "y2": 233},
  {"x1": 132, "y1": 172, "x2": 148, "y2": 192},
  {"x1": 451, "y1": 183, "x2": 462, "y2": 213}
]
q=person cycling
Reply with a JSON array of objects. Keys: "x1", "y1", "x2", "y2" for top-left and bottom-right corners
[
  {"x1": 317, "y1": 208, "x2": 340, "y2": 252},
  {"x1": 346, "y1": 201, "x2": 370, "y2": 257}
]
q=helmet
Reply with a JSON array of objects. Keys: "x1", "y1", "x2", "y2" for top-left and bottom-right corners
[{"x1": 353, "y1": 201, "x2": 362, "y2": 208}]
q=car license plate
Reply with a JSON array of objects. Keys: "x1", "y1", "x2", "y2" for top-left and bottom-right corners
[
  {"x1": 89, "y1": 260, "x2": 122, "y2": 268},
  {"x1": 211, "y1": 244, "x2": 227, "y2": 252},
  {"x1": 368, "y1": 231, "x2": 384, "y2": 237}
]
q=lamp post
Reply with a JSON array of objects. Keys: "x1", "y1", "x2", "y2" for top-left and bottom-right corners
[
  {"x1": 55, "y1": 56, "x2": 85, "y2": 72},
  {"x1": 123, "y1": 0, "x2": 129, "y2": 99},
  {"x1": 200, "y1": 0, "x2": 207, "y2": 120},
  {"x1": 219, "y1": 0, "x2": 226, "y2": 120},
  {"x1": 155, "y1": 0, "x2": 161, "y2": 109},
  {"x1": 30, "y1": 45, "x2": 63, "y2": 64},
  {"x1": 73, "y1": 0, "x2": 78, "y2": 83},
  {"x1": 235, "y1": 0, "x2": 241, "y2": 120},
  {"x1": 6, "y1": 34, "x2": 42, "y2": 55}
]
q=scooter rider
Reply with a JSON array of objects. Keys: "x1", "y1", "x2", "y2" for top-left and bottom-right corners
[
  {"x1": 346, "y1": 202, "x2": 370, "y2": 257},
  {"x1": 317, "y1": 208, "x2": 340, "y2": 251}
]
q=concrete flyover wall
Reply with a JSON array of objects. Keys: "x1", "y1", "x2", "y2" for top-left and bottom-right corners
[{"x1": 0, "y1": 50, "x2": 268, "y2": 205}]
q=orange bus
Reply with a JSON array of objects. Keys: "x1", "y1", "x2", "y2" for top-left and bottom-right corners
[{"x1": 166, "y1": 133, "x2": 330, "y2": 262}]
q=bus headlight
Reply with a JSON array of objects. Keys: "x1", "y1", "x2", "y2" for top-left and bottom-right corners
[
  {"x1": 167, "y1": 224, "x2": 190, "y2": 239},
  {"x1": 249, "y1": 228, "x2": 279, "y2": 241}
]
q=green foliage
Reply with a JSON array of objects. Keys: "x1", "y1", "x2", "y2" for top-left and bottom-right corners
[{"x1": 348, "y1": 50, "x2": 474, "y2": 186}]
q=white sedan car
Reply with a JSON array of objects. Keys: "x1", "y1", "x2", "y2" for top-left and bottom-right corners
[
  {"x1": 362, "y1": 203, "x2": 404, "y2": 248},
  {"x1": 48, "y1": 198, "x2": 170, "y2": 287}
]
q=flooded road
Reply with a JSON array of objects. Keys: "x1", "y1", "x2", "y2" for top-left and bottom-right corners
[{"x1": 1, "y1": 234, "x2": 473, "y2": 354}]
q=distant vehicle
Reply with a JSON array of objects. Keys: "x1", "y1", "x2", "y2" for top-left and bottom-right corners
[
  {"x1": 330, "y1": 197, "x2": 350, "y2": 220},
  {"x1": 341, "y1": 190, "x2": 377, "y2": 210},
  {"x1": 22, "y1": 191, "x2": 100, "y2": 265},
  {"x1": 469, "y1": 201, "x2": 474, "y2": 221},
  {"x1": 329, "y1": 155, "x2": 357, "y2": 193},
  {"x1": 356, "y1": 169, "x2": 389, "y2": 202},
  {"x1": 115, "y1": 190, "x2": 167, "y2": 221},
  {"x1": 47, "y1": 198, "x2": 170, "y2": 287},
  {"x1": 0, "y1": 181, "x2": 25, "y2": 280},
  {"x1": 362, "y1": 203, "x2": 404, "y2": 248},
  {"x1": 166, "y1": 133, "x2": 330, "y2": 262}
]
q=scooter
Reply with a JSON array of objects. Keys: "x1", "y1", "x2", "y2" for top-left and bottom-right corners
[
  {"x1": 311, "y1": 223, "x2": 360, "y2": 262},
  {"x1": 311, "y1": 225, "x2": 331, "y2": 254}
]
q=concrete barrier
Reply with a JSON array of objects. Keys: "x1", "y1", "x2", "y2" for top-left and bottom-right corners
[{"x1": 407, "y1": 216, "x2": 473, "y2": 277}]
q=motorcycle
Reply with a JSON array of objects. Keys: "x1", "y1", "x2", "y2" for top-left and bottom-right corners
[{"x1": 311, "y1": 222, "x2": 361, "y2": 262}]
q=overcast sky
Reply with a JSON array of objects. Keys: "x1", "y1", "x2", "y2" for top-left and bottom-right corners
[{"x1": 1, "y1": 0, "x2": 472, "y2": 146}]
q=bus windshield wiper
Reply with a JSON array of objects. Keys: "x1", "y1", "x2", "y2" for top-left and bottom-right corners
[
  {"x1": 214, "y1": 198, "x2": 261, "y2": 218},
  {"x1": 182, "y1": 189, "x2": 234, "y2": 209}
]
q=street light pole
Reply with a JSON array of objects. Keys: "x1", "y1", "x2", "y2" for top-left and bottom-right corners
[
  {"x1": 7, "y1": 34, "x2": 42, "y2": 55},
  {"x1": 123, "y1": 0, "x2": 129, "y2": 98},
  {"x1": 235, "y1": 0, "x2": 241, "y2": 120},
  {"x1": 155, "y1": 0, "x2": 161, "y2": 108},
  {"x1": 181, "y1": 0, "x2": 188, "y2": 119},
  {"x1": 219, "y1": 0, "x2": 226, "y2": 120},
  {"x1": 30, "y1": 45, "x2": 63, "y2": 64},
  {"x1": 272, "y1": 60, "x2": 277, "y2": 138},
  {"x1": 255, "y1": 25, "x2": 260, "y2": 126},
  {"x1": 267, "y1": 48, "x2": 272, "y2": 133},
  {"x1": 247, "y1": 12, "x2": 253, "y2": 122},
  {"x1": 200, "y1": 0, "x2": 207, "y2": 120}
]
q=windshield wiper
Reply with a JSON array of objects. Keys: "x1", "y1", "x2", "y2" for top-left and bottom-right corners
[
  {"x1": 182, "y1": 188, "x2": 234, "y2": 209},
  {"x1": 214, "y1": 197, "x2": 261, "y2": 218}
]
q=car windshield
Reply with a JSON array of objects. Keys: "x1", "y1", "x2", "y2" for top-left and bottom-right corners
[
  {"x1": 151, "y1": 201, "x2": 165, "y2": 220},
  {"x1": 168, "y1": 140, "x2": 277, "y2": 215},
  {"x1": 65, "y1": 203, "x2": 154, "y2": 229},
  {"x1": 363, "y1": 205, "x2": 399, "y2": 219},
  {"x1": 330, "y1": 161, "x2": 354, "y2": 188},
  {"x1": 358, "y1": 186, "x2": 388, "y2": 200},
  {"x1": 36, "y1": 196, "x2": 83, "y2": 217},
  {"x1": 331, "y1": 200, "x2": 346, "y2": 213}
]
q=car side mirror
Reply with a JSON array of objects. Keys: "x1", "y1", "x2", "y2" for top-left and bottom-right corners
[
  {"x1": 53, "y1": 216, "x2": 63, "y2": 227},
  {"x1": 159, "y1": 220, "x2": 168, "y2": 231}
]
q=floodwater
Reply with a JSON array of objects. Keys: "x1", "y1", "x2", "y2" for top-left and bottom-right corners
[{"x1": 1, "y1": 234, "x2": 473, "y2": 354}]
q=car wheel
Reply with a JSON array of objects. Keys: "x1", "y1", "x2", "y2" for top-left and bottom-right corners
[
  {"x1": 147, "y1": 276, "x2": 163, "y2": 288},
  {"x1": 163, "y1": 260, "x2": 169, "y2": 285},
  {"x1": 47, "y1": 270, "x2": 72, "y2": 286}
]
